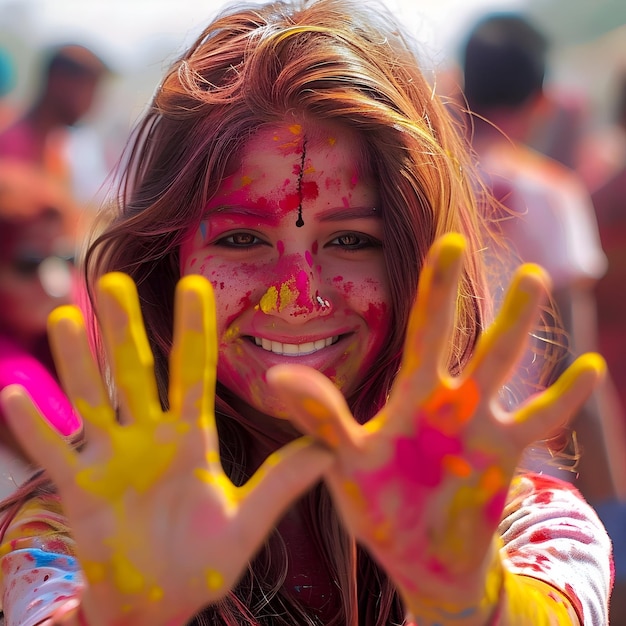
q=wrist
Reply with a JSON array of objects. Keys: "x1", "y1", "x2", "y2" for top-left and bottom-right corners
[{"x1": 402, "y1": 538, "x2": 505, "y2": 626}]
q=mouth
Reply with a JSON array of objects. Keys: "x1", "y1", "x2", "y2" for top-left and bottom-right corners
[{"x1": 251, "y1": 335, "x2": 340, "y2": 356}]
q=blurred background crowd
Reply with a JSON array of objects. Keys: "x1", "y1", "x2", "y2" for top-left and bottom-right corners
[{"x1": 0, "y1": 0, "x2": 626, "y2": 620}]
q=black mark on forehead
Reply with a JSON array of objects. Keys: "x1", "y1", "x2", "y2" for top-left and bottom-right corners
[{"x1": 295, "y1": 136, "x2": 307, "y2": 228}]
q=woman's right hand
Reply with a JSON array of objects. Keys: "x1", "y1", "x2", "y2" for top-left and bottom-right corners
[{"x1": 0, "y1": 273, "x2": 332, "y2": 626}]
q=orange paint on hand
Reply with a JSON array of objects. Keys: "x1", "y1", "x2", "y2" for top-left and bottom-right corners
[
  {"x1": 420, "y1": 378, "x2": 480, "y2": 436},
  {"x1": 443, "y1": 454, "x2": 472, "y2": 478}
]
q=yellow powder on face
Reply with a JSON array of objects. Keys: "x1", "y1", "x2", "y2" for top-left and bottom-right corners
[
  {"x1": 259, "y1": 286, "x2": 279, "y2": 313},
  {"x1": 289, "y1": 124, "x2": 302, "y2": 136},
  {"x1": 278, "y1": 280, "x2": 297, "y2": 311}
]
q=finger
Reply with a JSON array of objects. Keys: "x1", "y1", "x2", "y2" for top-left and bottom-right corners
[
  {"x1": 48, "y1": 305, "x2": 115, "y2": 436},
  {"x1": 237, "y1": 436, "x2": 333, "y2": 548},
  {"x1": 266, "y1": 364, "x2": 363, "y2": 452},
  {"x1": 169, "y1": 276, "x2": 217, "y2": 431},
  {"x1": 468, "y1": 264, "x2": 550, "y2": 395},
  {"x1": 96, "y1": 273, "x2": 162, "y2": 425},
  {"x1": 0, "y1": 385, "x2": 77, "y2": 486},
  {"x1": 512, "y1": 353, "x2": 606, "y2": 444},
  {"x1": 399, "y1": 233, "x2": 466, "y2": 390}
]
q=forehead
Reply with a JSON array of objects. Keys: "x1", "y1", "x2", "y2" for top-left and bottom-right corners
[{"x1": 240, "y1": 120, "x2": 369, "y2": 168}]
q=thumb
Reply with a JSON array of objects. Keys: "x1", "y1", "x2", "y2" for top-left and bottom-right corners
[
  {"x1": 236, "y1": 436, "x2": 333, "y2": 547},
  {"x1": 266, "y1": 364, "x2": 363, "y2": 451}
]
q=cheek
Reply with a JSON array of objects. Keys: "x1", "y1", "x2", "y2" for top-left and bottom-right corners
[{"x1": 338, "y1": 275, "x2": 389, "y2": 320}]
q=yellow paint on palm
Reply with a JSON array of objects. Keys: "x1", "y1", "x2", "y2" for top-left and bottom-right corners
[
  {"x1": 404, "y1": 546, "x2": 503, "y2": 622},
  {"x1": 516, "y1": 352, "x2": 606, "y2": 424},
  {"x1": 342, "y1": 479, "x2": 368, "y2": 510},
  {"x1": 300, "y1": 397, "x2": 340, "y2": 448},
  {"x1": 170, "y1": 332, "x2": 208, "y2": 403},
  {"x1": 436, "y1": 484, "x2": 479, "y2": 560},
  {"x1": 439, "y1": 466, "x2": 505, "y2": 564},
  {"x1": 83, "y1": 559, "x2": 107, "y2": 585},
  {"x1": 98, "y1": 274, "x2": 161, "y2": 424},
  {"x1": 73, "y1": 397, "x2": 114, "y2": 430},
  {"x1": 194, "y1": 467, "x2": 240, "y2": 511},
  {"x1": 148, "y1": 586, "x2": 164, "y2": 602},
  {"x1": 500, "y1": 267, "x2": 545, "y2": 335},
  {"x1": 75, "y1": 422, "x2": 179, "y2": 497},
  {"x1": 206, "y1": 568, "x2": 225, "y2": 591},
  {"x1": 111, "y1": 551, "x2": 146, "y2": 595},
  {"x1": 404, "y1": 233, "x2": 465, "y2": 372}
]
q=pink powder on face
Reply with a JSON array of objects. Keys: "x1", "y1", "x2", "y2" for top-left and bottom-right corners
[
  {"x1": 304, "y1": 250, "x2": 313, "y2": 267},
  {"x1": 311, "y1": 241, "x2": 319, "y2": 254},
  {"x1": 280, "y1": 193, "x2": 301, "y2": 213},
  {"x1": 294, "y1": 269, "x2": 315, "y2": 312},
  {"x1": 277, "y1": 240, "x2": 285, "y2": 256},
  {"x1": 301, "y1": 180, "x2": 319, "y2": 200}
]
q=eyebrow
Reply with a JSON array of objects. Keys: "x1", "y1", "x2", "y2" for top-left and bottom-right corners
[
  {"x1": 208, "y1": 205, "x2": 380, "y2": 222},
  {"x1": 316, "y1": 206, "x2": 380, "y2": 221}
]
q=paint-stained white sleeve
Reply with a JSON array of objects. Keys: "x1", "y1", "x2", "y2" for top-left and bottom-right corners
[
  {"x1": 0, "y1": 494, "x2": 85, "y2": 626},
  {"x1": 498, "y1": 473, "x2": 613, "y2": 624}
]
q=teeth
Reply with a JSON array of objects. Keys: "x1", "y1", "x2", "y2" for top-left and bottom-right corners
[{"x1": 253, "y1": 336, "x2": 338, "y2": 356}]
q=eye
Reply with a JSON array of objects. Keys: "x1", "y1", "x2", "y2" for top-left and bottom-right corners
[
  {"x1": 328, "y1": 232, "x2": 382, "y2": 251},
  {"x1": 214, "y1": 232, "x2": 266, "y2": 248}
]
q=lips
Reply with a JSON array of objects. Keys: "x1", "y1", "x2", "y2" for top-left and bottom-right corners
[{"x1": 252, "y1": 335, "x2": 339, "y2": 356}]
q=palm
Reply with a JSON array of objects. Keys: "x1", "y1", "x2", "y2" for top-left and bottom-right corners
[
  {"x1": 0, "y1": 273, "x2": 330, "y2": 626},
  {"x1": 268, "y1": 233, "x2": 604, "y2": 609}
]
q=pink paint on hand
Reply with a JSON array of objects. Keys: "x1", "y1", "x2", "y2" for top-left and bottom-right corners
[{"x1": 0, "y1": 335, "x2": 81, "y2": 436}]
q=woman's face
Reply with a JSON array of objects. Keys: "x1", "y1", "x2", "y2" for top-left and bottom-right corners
[{"x1": 180, "y1": 120, "x2": 391, "y2": 418}]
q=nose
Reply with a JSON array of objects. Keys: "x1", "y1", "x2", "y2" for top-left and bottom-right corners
[{"x1": 258, "y1": 253, "x2": 332, "y2": 323}]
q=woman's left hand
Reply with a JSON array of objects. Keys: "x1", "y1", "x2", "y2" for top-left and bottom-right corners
[{"x1": 267, "y1": 233, "x2": 605, "y2": 619}]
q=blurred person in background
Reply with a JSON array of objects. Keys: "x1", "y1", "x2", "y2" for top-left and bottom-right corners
[
  {"x1": 0, "y1": 43, "x2": 110, "y2": 205},
  {"x1": 0, "y1": 47, "x2": 16, "y2": 131},
  {"x1": 576, "y1": 70, "x2": 626, "y2": 194},
  {"x1": 589, "y1": 73, "x2": 626, "y2": 623},
  {"x1": 458, "y1": 14, "x2": 626, "y2": 589},
  {"x1": 0, "y1": 159, "x2": 81, "y2": 498},
  {"x1": 592, "y1": 72, "x2": 626, "y2": 439}
]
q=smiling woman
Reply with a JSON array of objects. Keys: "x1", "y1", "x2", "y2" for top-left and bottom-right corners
[
  {"x1": 179, "y1": 121, "x2": 389, "y2": 418},
  {"x1": 0, "y1": 0, "x2": 613, "y2": 625}
]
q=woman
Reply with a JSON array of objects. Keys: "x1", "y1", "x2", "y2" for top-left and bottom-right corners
[{"x1": 0, "y1": 1, "x2": 611, "y2": 624}]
